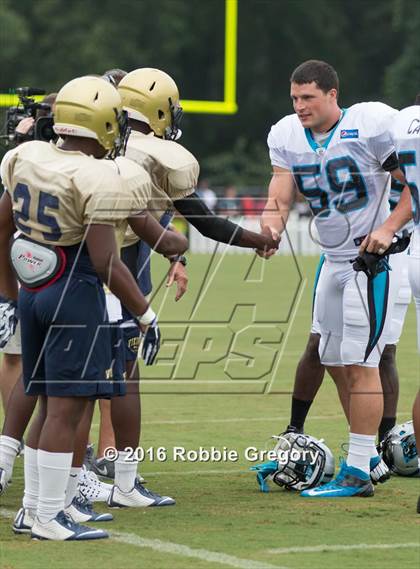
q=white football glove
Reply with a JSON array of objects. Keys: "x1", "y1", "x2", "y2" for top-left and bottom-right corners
[{"x1": 0, "y1": 296, "x2": 18, "y2": 349}]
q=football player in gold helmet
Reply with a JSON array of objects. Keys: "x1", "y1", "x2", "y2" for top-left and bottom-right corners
[{"x1": 0, "y1": 75, "x2": 185, "y2": 538}]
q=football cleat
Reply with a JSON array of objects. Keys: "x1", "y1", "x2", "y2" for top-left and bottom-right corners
[
  {"x1": 65, "y1": 496, "x2": 113, "y2": 523},
  {"x1": 31, "y1": 511, "x2": 108, "y2": 541},
  {"x1": 13, "y1": 507, "x2": 35, "y2": 534},
  {"x1": 107, "y1": 477, "x2": 175, "y2": 508},
  {"x1": 0, "y1": 467, "x2": 9, "y2": 495},
  {"x1": 91, "y1": 457, "x2": 115, "y2": 480},
  {"x1": 369, "y1": 455, "x2": 391, "y2": 484},
  {"x1": 301, "y1": 461, "x2": 374, "y2": 498},
  {"x1": 417, "y1": 496, "x2": 420, "y2": 514},
  {"x1": 78, "y1": 465, "x2": 112, "y2": 503}
]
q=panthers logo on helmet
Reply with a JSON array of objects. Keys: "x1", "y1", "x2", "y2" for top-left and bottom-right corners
[{"x1": 381, "y1": 420, "x2": 419, "y2": 476}]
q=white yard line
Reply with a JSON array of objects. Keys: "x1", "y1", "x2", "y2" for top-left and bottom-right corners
[
  {"x1": 267, "y1": 542, "x2": 420, "y2": 554},
  {"x1": 113, "y1": 531, "x2": 288, "y2": 569},
  {"x1": 0, "y1": 508, "x2": 286, "y2": 569}
]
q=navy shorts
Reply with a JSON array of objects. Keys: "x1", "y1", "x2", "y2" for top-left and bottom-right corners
[
  {"x1": 19, "y1": 245, "x2": 114, "y2": 398},
  {"x1": 109, "y1": 324, "x2": 127, "y2": 396}
]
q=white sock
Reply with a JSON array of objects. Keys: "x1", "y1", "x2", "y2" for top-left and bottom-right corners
[
  {"x1": 64, "y1": 467, "x2": 81, "y2": 508},
  {"x1": 22, "y1": 446, "x2": 39, "y2": 516},
  {"x1": 115, "y1": 451, "x2": 138, "y2": 493},
  {"x1": 370, "y1": 443, "x2": 379, "y2": 459},
  {"x1": 347, "y1": 433, "x2": 376, "y2": 474},
  {"x1": 37, "y1": 450, "x2": 73, "y2": 524},
  {"x1": 0, "y1": 435, "x2": 20, "y2": 481}
]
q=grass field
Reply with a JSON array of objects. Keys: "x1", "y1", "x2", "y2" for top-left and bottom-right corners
[{"x1": 0, "y1": 253, "x2": 419, "y2": 569}]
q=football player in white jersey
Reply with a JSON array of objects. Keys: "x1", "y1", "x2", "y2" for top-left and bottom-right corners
[
  {"x1": 390, "y1": 96, "x2": 420, "y2": 350},
  {"x1": 260, "y1": 60, "x2": 413, "y2": 498},
  {"x1": 388, "y1": 94, "x2": 420, "y2": 513},
  {"x1": 272, "y1": 173, "x2": 412, "y2": 448}
]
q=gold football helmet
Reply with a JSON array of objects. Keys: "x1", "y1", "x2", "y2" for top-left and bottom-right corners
[
  {"x1": 118, "y1": 68, "x2": 183, "y2": 140},
  {"x1": 53, "y1": 76, "x2": 129, "y2": 156}
]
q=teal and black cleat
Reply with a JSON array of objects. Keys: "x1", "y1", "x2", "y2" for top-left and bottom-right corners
[
  {"x1": 249, "y1": 460, "x2": 278, "y2": 493},
  {"x1": 301, "y1": 461, "x2": 374, "y2": 498}
]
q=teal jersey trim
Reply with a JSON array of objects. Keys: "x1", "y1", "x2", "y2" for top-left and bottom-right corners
[
  {"x1": 304, "y1": 109, "x2": 347, "y2": 153},
  {"x1": 312, "y1": 254, "x2": 326, "y2": 317},
  {"x1": 373, "y1": 271, "x2": 388, "y2": 340},
  {"x1": 364, "y1": 267, "x2": 390, "y2": 362}
]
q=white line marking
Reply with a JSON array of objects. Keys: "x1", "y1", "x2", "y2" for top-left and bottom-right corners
[
  {"x1": 0, "y1": 509, "x2": 286, "y2": 569},
  {"x1": 113, "y1": 531, "x2": 288, "y2": 569},
  {"x1": 267, "y1": 543, "x2": 420, "y2": 554}
]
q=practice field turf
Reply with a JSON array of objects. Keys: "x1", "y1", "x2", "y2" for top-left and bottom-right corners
[{"x1": 0, "y1": 253, "x2": 419, "y2": 569}]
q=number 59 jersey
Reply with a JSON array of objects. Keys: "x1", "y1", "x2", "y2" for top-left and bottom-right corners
[
  {"x1": 268, "y1": 102, "x2": 398, "y2": 260},
  {"x1": 0, "y1": 141, "x2": 150, "y2": 246}
]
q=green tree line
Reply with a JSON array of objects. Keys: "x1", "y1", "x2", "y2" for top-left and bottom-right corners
[{"x1": 1, "y1": 0, "x2": 419, "y2": 187}]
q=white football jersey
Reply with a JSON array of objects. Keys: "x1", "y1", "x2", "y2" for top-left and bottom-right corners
[
  {"x1": 268, "y1": 102, "x2": 398, "y2": 259},
  {"x1": 390, "y1": 105, "x2": 420, "y2": 227}
]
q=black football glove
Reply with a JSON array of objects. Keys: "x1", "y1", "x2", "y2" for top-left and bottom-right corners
[
  {"x1": 141, "y1": 317, "x2": 161, "y2": 365},
  {"x1": 352, "y1": 232, "x2": 411, "y2": 279}
]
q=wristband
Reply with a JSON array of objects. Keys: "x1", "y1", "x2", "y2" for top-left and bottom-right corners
[
  {"x1": 138, "y1": 307, "x2": 156, "y2": 325},
  {"x1": 167, "y1": 254, "x2": 187, "y2": 266}
]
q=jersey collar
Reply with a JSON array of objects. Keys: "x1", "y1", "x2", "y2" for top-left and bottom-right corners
[{"x1": 304, "y1": 109, "x2": 347, "y2": 153}]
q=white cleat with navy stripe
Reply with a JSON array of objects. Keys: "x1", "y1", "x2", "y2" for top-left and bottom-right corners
[
  {"x1": 31, "y1": 511, "x2": 109, "y2": 540},
  {"x1": 13, "y1": 507, "x2": 35, "y2": 534},
  {"x1": 65, "y1": 496, "x2": 113, "y2": 523},
  {"x1": 107, "y1": 477, "x2": 175, "y2": 508}
]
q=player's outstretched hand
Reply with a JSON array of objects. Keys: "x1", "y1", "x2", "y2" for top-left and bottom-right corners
[
  {"x1": 166, "y1": 261, "x2": 188, "y2": 301},
  {"x1": 0, "y1": 296, "x2": 18, "y2": 349},
  {"x1": 359, "y1": 227, "x2": 394, "y2": 255},
  {"x1": 141, "y1": 317, "x2": 161, "y2": 365},
  {"x1": 255, "y1": 226, "x2": 280, "y2": 259}
]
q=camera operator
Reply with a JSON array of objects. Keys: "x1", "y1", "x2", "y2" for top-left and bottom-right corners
[
  {"x1": 12, "y1": 92, "x2": 57, "y2": 146},
  {"x1": 0, "y1": 92, "x2": 57, "y2": 415}
]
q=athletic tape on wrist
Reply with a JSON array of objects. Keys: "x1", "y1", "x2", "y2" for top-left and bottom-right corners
[{"x1": 139, "y1": 307, "x2": 156, "y2": 325}]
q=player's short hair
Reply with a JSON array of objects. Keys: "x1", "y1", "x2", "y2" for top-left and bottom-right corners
[
  {"x1": 103, "y1": 68, "x2": 128, "y2": 87},
  {"x1": 415, "y1": 93, "x2": 420, "y2": 105},
  {"x1": 290, "y1": 60, "x2": 339, "y2": 94}
]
